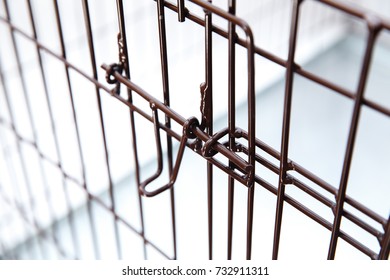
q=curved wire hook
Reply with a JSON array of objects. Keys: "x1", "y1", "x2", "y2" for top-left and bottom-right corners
[{"x1": 139, "y1": 108, "x2": 199, "y2": 197}]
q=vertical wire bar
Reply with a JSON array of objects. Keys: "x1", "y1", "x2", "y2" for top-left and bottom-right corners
[
  {"x1": 227, "y1": 0, "x2": 236, "y2": 260},
  {"x1": 52, "y1": 0, "x2": 88, "y2": 258},
  {"x1": 81, "y1": 0, "x2": 115, "y2": 259},
  {"x1": 246, "y1": 186, "x2": 255, "y2": 259},
  {"x1": 204, "y1": 2, "x2": 214, "y2": 260},
  {"x1": 272, "y1": 0, "x2": 301, "y2": 260},
  {"x1": 0, "y1": 102, "x2": 30, "y2": 260},
  {"x1": 115, "y1": 0, "x2": 147, "y2": 259},
  {"x1": 26, "y1": 0, "x2": 72, "y2": 258},
  {"x1": 3, "y1": 1, "x2": 46, "y2": 260},
  {"x1": 0, "y1": 54, "x2": 39, "y2": 259},
  {"x1": 177, "y1": 0, "x2": 185, "y2": 22},
  {"x1": 3, "y1": 0, "x2": 56, "y2": 259},
  {"x1": 156, "y1": 0, "x2": 177, "y2": 259},
  {"x1": 69, "y1": 0, "x2": 122, "y2": 259},
  {"x1": 328, "y1": 20, "x2": 381, "y2": 260},
  {"x1": 245, "y1": 13, "x2": 256, "y2": 262},
  {"x1": 0, "y1": 66, "x2": 31, "y2": 262},
  {"x1": 378, "y1": 216, "x2": 390, "y2": 259},
  {"x1": 0, "y1": 64, "x2": 21, "y2": 260}
]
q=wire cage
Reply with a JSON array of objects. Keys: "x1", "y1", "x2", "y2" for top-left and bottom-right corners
[{"x1": 0, "y1": 0, "x2": 389, "y2": 260}]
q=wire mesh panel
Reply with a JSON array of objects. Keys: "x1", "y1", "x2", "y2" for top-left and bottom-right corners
[{"x1": 0, "y1": 0, "x2": 389, "y2": 260}]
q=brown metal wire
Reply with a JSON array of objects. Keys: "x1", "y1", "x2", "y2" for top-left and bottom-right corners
[{"x1": 0, "y1": 0, "x2": 389, "y2": 260}]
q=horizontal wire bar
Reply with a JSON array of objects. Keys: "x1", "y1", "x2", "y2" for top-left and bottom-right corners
[
  {"x1": 161, "y1": 0, "x2": 390, "y2": 118},
  {"x1": 0, "y1": 17, "x2": 111, "y2": 93},
  {"x1": 102, "y1": 64, "x2": 253, "y2": 179},
  {"x1": 97, "y1": 82, "x2": 250, "y2": 187},
  {"x1": 239, "y1": 131, "x2": 387, "y2": 226},
  {"x1": 0, "y1": 117, "x2": 84, "y2": 188},
  {"x1": 252, "y1": 174, "x2": 378, "y2": 258},
  {"x1": 319, "y1": 0, "x2": 390, "y2": 30},
  {"x1": 240, "y1": 127, "x2": 384, "y2": 254},
  {"x1": 296, "y1": 68, "x2": 390, "y2": 117}
]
